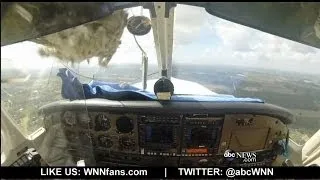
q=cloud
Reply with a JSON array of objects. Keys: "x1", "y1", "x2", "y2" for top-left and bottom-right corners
[
  {"x1": 173, "y1": 4, "x2": 209, "y2": 46},
  {"x1": 183, "y1": 8, "x2": 320, "y2": 74},
  {"x1": 207, "y1": 16, "x2": 261, "y2": 52}
]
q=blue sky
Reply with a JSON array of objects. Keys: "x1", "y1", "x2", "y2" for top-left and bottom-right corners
[{"x1": 1, "y1": 4, "x2": 320, "y2": 74}]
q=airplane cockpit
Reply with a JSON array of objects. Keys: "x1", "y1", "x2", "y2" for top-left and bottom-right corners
[{"x1": 1, "y1": 2, "x2": 320, "y2": 169}]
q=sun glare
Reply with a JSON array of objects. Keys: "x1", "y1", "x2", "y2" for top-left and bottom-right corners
[{"x1": 1, "y1": 41, "x2": 54, "y2": 70}]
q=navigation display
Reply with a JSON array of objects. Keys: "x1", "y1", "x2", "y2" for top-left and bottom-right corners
[
  {"x1": 145, "y1": 125, "x2": 174, "y2": 144},
  {"x1": 187, "y1": 127, "x2": 218, "y2": 147}
]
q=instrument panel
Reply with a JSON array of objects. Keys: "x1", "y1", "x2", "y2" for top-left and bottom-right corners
[{"x1": 40, "y1": 99, "x2": 293, "y2": 166}]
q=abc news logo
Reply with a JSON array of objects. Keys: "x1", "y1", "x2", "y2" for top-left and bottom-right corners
[{"x1": 224, "y1": 149, "x2": 257, "y2": 163}]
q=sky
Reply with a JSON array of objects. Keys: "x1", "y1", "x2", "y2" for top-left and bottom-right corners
[{"x1": 1, "y1": 4, "x2": 320, "y2": 74}]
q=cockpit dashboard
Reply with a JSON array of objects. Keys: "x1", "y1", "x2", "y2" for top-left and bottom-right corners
[{"x1": 38, "y1": 99, "x2": 293, "y2": 167}]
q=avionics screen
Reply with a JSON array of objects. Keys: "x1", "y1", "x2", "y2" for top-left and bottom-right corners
[
  {"x1": 187, "y1": 127, "x2": 218, "y2": 147},
  {"x1": 145, "y1": 125, "x2": 174, "y2": 144}
]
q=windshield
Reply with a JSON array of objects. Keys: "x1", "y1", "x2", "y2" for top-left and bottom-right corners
[
  {"x1": 1, "y1": 4, "x2": 320, "y2": 164},
  {"x1": 171, "y1": 5, "x2": 320, "y2": 145}
]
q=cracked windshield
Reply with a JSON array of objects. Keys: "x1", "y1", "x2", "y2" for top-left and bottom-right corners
[{"x1": 1, "y1": 4, "x2": 320, "y2": 146}]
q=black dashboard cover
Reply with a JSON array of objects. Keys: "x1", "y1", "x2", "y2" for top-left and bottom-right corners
[{"x1": 39, "y1": 99, "x2": 294, "y2": 124}]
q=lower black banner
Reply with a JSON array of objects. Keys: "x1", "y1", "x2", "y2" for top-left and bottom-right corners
[{"x1": 1, "y1": 167, "x2": 319, "y2": 179}]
